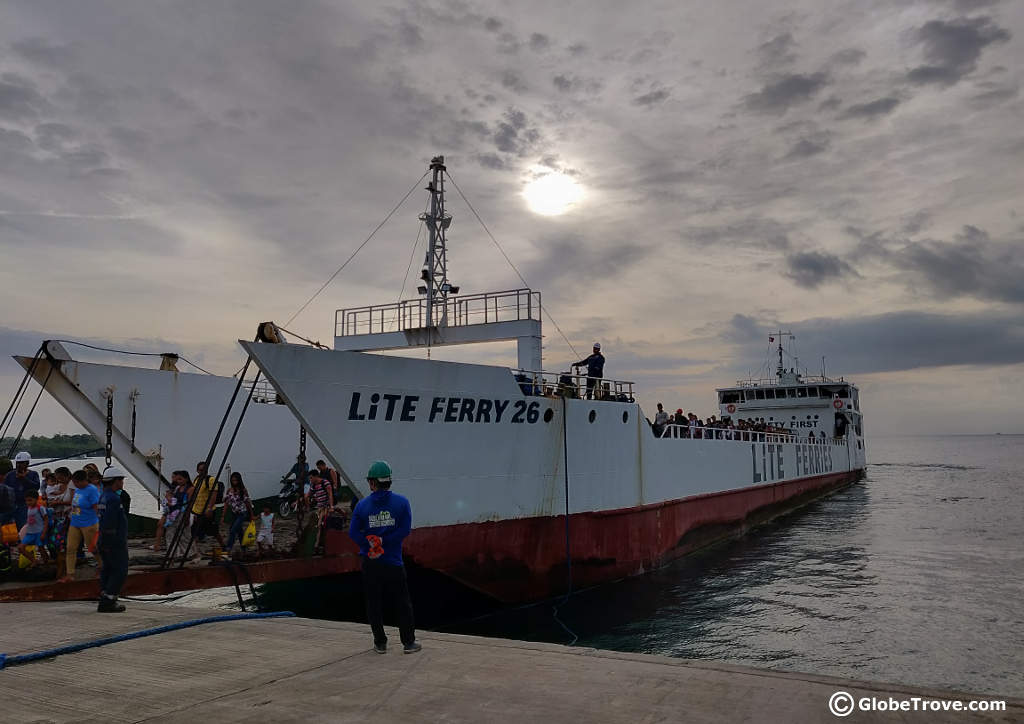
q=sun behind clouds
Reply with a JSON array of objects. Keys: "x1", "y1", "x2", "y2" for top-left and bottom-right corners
[{"x1": 522, "y1": 170, "x2": 584, "y2": 216}]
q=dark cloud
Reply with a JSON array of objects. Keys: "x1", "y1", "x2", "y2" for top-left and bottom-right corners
[
  {"x1": 567, "y1": 43, "x2": 588, "y2": 57},
  {"x1": 491, "y1": 107, "x2": 540, "y2": 156},
  {"x1": 818, "y1": 96, "x2": 842, "y2": 112},
  {"x1": 743, "y1": 72, "x2": 829, "y2": 113},
  {"x1": 757, "y1": 33, "x2": 797, "y2": 66},
  {"x1": 906, "y1": 17, "x2": 1011, "y2": 86},
  {"x1": 0, "y1": 73, "x2": 49, "y2": 120},
  {"x1": 483, "y1": 17, "x2": 502, "y2": 32},
  {"x1": 501, "y1": 71, "x2": 528, "y2": 94},
  {"x1": 552, "y1": 74, "x2": 603, "y2": 95},
  {"x1": 784, "y1": 137, "x2": 830, "y2": 159},
  {"x1": 34, "y1": 122, "x2": 75, "y2": 151},
  {"x1": 685, "y1": 218, "x2": 791, "y2": 250},
  {"x1": 971, "y1": 80, "x2": 1018, "y2": 107},
  {"x1": 529, "y1": 33, "x2": 551, "y2": 52},
  {"x1": 633, "y1": 88, "x2": 670, "y2": 107},
  {"x1": 898, "y1": 226, "x2": 1024, "y2": 303},
  {"x1": 10, "y1": 37, "x2": 75, "y2": 68},
  {"x1": 524, "y1": 234, "x2": 653, "y2": 288},
  {"x1": 476, "y1": 152, "x2": 506, "y2": 170},
  {"x1": 855, "y1": 224, "x2": 1024, "y2": 304},
  {"x1": 838, "y1": 96, "x2": 901, "y2": 120},
  {"x1": 785, "y1": 251, "x2": 858, "y2": 288},
  {"x1": 725, "y1": 310, "x2": 1024, "y2": 374},
  {"x1": 829, "y1": 48, "x2": 866, "y2": 66}
]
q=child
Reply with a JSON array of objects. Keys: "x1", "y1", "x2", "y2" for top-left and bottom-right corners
[
  {"x1": 19, "y1": 490, "x2": 49, "y2": 566},
  {"x1": 256, "y1": 505, "x2": 274, "y2": 554}
]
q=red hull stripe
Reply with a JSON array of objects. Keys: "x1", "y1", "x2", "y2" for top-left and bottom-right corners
[{"x1": 405, "y1": 469, "x2": 863, "y2": 603}]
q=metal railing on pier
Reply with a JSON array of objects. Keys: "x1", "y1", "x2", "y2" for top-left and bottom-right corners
[{"x1": 336, "y1": 288, "x2": 541, "y2": 337}]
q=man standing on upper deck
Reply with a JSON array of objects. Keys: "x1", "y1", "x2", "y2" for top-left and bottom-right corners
[{"x1": 573, "y1": 343, "x2": 605, "y2": 400}]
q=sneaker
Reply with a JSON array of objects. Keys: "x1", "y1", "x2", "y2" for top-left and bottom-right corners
[
  {"x1": 402, "y1": 642, "x2": 422, "y2": 654},
  {"x1": 373, "y1": 643, "x2": 387, "y2": 655},
  {"x1": 97, "y1": 599, "x2": 126, "y2": 614}
]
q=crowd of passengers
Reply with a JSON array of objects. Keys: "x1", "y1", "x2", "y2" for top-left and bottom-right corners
[{"x1": 649, "y1": 405, "x2": 830, "y2": 441}]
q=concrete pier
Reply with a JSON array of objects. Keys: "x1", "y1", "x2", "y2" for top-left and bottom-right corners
[{"x1": 1, "y1": 602, "x2": 1020, "y2": 723}]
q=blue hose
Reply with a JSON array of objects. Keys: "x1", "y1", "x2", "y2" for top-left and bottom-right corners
[{"x1": 0, "y1": 611, "x2": 295, "y2": 669}]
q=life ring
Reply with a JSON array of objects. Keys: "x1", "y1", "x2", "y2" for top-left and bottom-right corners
[
  {"x1": 832, "y1": 398, "x2": 843, "y2": 409},
  {"x1": 726, "y1": 404, "x2": 736, "y2": 414}
]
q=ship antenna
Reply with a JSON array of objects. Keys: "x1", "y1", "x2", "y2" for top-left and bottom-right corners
[
  {"x1": 419, "y1": 155, "x2": 459, "y2": 328},
  {"x1": 773, "y1": 330, "x2": 793, "y2": 381}
]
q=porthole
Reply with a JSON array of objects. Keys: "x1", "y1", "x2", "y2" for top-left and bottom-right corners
[
  {"x1": 543, "y1": 408, "x2": 554, "y2": 423},
  {"x1": 813, "y1": 415, "x2": 819, "y2": 419},
  {"x1": 588, "y1": 410, "x2": 597, "y2": 423},
  {"x1": 622, "y1": 411, "x2": 629, "y2": 423}
]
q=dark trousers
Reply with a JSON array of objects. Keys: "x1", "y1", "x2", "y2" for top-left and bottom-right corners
[
  {"x1": 226, "y1": 512, "x2": 250, "y2": 548},
  {"x1": 361, "y1": 558, "x2": 415, "y2": 647},
  {"x1": 99, "y1": 545, "x2": 129, "y2": 597},
  {"x1": 584, "y1": 376, "x2": 601, "y2": 399}
]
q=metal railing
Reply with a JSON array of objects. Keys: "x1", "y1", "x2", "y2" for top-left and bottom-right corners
[
  {"x1": 511, "y1": 369, "x2": 635, "y2": 402},
  {"x1": 657, "y1": 425, "x2": 846, "y2": 445},
  {"x1": 245, "y1": 379, "x2": 280, "y2": 405},
  {"x1": 336, "y1": 288, "x2": 541, "y2": 337}
]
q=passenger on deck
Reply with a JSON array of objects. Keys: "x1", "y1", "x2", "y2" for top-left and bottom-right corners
[
  {"x1": 59, "y1": 470, "x2": 100, "y2": 583},
  {"x1": 19, "y1": 490, "x2": 49, "y2": 566},
  {"x1": 257, "y1": 505, "x2": 274, "y2": 554},
  {"x1": 653, "y1": 404, "x2": 670, "y2": 437},
  {"x1": 189, "y1": 461, "x2": 221, "y2": 560},
  {"x1": 307, "y1": 469, "x2": 334, "y2": 551},
  {"x1": 4, "y1": 452, "x2": 40, "y2": 529},
  {"x1": 315, "y1": 459, "x2": 340, "y2": 498},
  {"x1": 223, "y1": 472, "x2": 254, "y2": 553},
  {"x1": 572, "y1": 343, "x2": 605, "y2": 400}
]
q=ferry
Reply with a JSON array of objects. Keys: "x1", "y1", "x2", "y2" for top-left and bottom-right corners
[{"x1": 14, "y1": 156, "x2": 866, "y2": 602}]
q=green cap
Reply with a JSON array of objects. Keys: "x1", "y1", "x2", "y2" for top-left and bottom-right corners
[{"x1": 366, "y1": 460, "x2": 392, "y2": 482}]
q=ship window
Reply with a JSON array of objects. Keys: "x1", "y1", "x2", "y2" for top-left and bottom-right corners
[
  {"x1": 787, "y1": 388, "x2": 797, "y2": 398},
  {"x1": 622, "y1": 411, "x2": 629, "y2": 423},
  {"x1": 796, "y1": 388, "x2": 807, "y2": 398},
  {"x1": 720, "y1": 391, "x2": 740, "y2": 404},
  {"x1": 755, "y1": 389, "x2": 765, "y2": 400},
  {"x1": 837, "y1": 387, "x2": 850, "y2": 398},
  {"x1": 765, "y1": 389, "x2": 776, "y2": 399},
  {"x1": 588, "y1": 410, "x2": 596, "y2": 423},
  {"x1": 807, "y1": 386, "x2": 819, "y2": 397}
]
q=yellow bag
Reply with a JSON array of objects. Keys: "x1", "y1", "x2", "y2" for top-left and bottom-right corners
[
  {"x1": 1, "y1": 522, "x2": 18, "y2": 545},
  {"x1": 242, "y1": 520, "x2": 256, "y2": 547}
]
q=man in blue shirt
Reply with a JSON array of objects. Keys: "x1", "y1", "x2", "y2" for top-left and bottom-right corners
[
  {"x1": 3, "y1": 452, "x2": 41, "y2": 528},
  {"x1": 348, "y1": 461, "x2": 420, "y2": 654},
  {"x1": 97, "y1": 466, "x2": 129, "y2": 613}
]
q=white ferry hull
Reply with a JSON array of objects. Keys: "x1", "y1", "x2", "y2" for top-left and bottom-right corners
[{"x1": 242, "y1": 342, "x2": 867, "y2": 602}]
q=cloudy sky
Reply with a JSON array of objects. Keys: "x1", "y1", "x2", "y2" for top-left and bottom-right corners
[{"x1": 1, "y1": 0, "x2": 1022, "y2": 436}]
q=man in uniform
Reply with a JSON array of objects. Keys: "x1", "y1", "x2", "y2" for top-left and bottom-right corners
[
  {"x1": 348, "y1": 461, "x2": 420, "y2": 655},
  {"x1": 97, "y1": 466, "x2": 129, "y2": 613},
  {"x1": 572, "y1": 342, "x2": 605, "y2": 400}
]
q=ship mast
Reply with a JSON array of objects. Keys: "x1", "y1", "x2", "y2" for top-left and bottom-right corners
[
  {"x1": 772, "y1": 330, "x2": 794, "y2": 381},
  {"x1": 419, "y1": 155, "x2": 458, "y2": 328}
]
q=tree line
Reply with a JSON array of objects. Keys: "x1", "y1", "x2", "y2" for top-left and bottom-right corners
[{"x1": 1, "y1": 433, "x2": 103, "y2": 460}]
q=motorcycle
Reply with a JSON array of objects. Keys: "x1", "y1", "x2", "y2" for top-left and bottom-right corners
[{"x1": 278, "y1": 477, "x2": 303, "y2": 519}]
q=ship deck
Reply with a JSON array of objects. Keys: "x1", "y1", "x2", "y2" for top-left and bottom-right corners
[{"x1": 0, "y1": 515, "x2": 361, "y2": 603}]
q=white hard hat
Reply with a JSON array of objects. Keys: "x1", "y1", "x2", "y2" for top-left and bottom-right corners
[
  {"x1": 14, "y1": 451, "x2": 30, "y2": 463},
  {"x1": 102, "y1": 465, "x2": 127, "y2": 480},
  {"x1": 593, "y1": 342, "x2": 601, "y2": 350}
]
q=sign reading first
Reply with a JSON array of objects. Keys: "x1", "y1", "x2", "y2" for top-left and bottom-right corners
[{"x1": 347, "y1": 392, "x2": 543, "y2": 424}]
